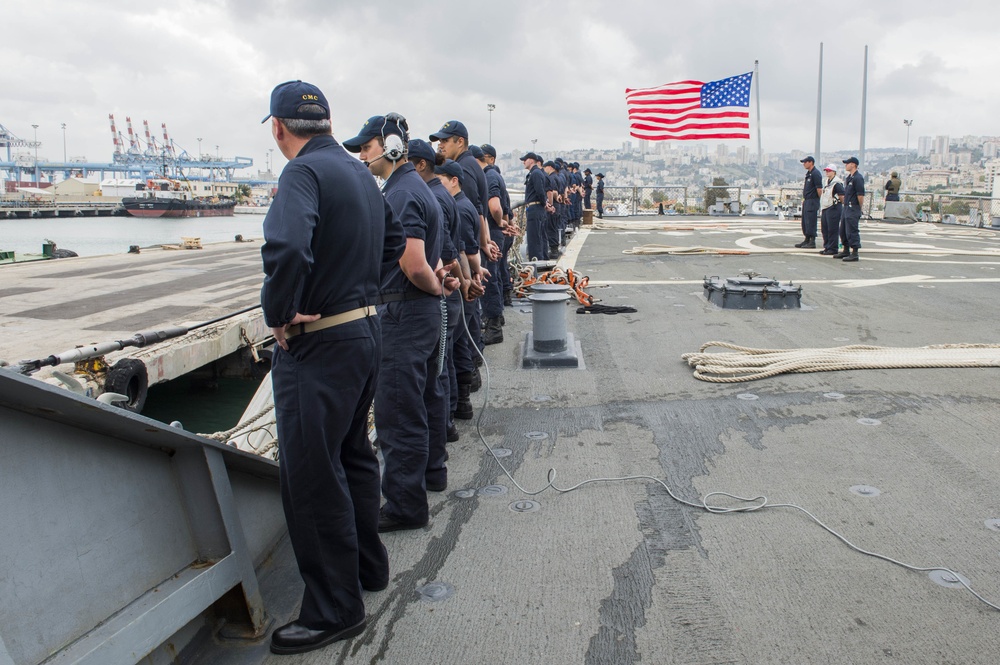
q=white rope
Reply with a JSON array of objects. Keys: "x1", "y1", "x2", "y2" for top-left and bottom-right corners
[
  {"x1": 199, "y1": 402, "x2": 275, "y2": 441},
  {"x1": 682, "y1": 342, "x2": 1000, "y2": 383}
]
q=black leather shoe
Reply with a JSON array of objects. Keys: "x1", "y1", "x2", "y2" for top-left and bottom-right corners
[
  {"x1": 361, "y1": 579, "x2": 388, "y2": 592},
  {"x1": 447, "y1": 422, "x2": 460, "y2": 442},
  {"x1": 270, "y1": 618, "x2": 366, "y2": 655},
  {"x1": 842, "y1": 250, "x2": 859, "y2": 262},
  {"x1": 833, "y1": 249, "x2": 850, "y2": 258},
  {"x1": 378, "y1": 514, "x2": 427, "y2": 533},
  {"x1": 793, "y1": 240, "x2": 807, "y2": 248},
  {"x1": 503, "y1": 290, "x2": 513, "y2": 307},
  {"x1": 426, "y1": 478, "x2": 447, "y2": 492}
]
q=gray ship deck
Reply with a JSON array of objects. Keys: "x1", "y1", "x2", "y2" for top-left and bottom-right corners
[{"x1": 192, "y1": 216, "x2": 1000, "y2": 664}]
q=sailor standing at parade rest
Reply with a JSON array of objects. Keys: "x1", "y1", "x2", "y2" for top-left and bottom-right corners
[
  {"x1": 594, "y1": 172, "x2": 605, "y2": 219},
  {"x1": 836, "y1": 156, "x2": 865, "y2": 262},
  {"x1": 344, "y1": 114, "x2": 458, "y2": 532},
  {"x1": 481, "y1": 143, "x2": 517, "y2": 307},
  {"x1": 407, "y1": 138, "x2": 464, "y2": 440},
  {"x1": 473, "y1": 145, "x2": 507, "y2": 346},
  {"x1": 521, "y1": 151, "x2": 551, "y2": 260},
  {"x1": 796, "y1": 156, "x2": 824, "y2": 248},
  {"x1": 261, "y1": 81, "x2": 404, "y2": 656},
  {"x1": 583, "y1": 168, "x2": 594, "y2": 210}
]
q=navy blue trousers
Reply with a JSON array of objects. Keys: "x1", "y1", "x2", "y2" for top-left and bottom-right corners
[
  {"x1": 596, "y1": 194, "x2": 604, "y2": 218},
  {"x1": 483, "y1": 227, "x2": 505, "y2": 318},
  {"x1": 272, "y1": 317, "x2": 388, "y2": 630},
  {"x1": 801, "y1": 199, "x2": 820, "y2": 238},
  {"x1": 442, "y1": 292, "x2": 461, "y2": 416},
  {"x1": 500, "y1": 234, "x2": 513, "y2": 297},
  {"x1": 840, "y1": 207, "x2": 862, "y2": 249},
  {"x1": 375, "y1": 298, "x2": 446, "y2": 525},
  {"x1": 525, "y1": 205, "x2": 547, "y2": 260},
  {"x1": 822, "y1": 205, "x2": 842, "y2": 252}
]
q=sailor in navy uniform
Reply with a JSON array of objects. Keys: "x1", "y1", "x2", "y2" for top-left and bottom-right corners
[
  {"x1": 595, "y1": 173, "x2": 605, "y2": 218},
  {"x1": 481, "y1": 143, "x2": 515, "y2": 307},
  {"x1": 344, "y1": 114, "x2": 457, "y2": 532},
  {"x1": 583, "y1": 168, "x2": 594, "y2": 211},
  {"x1": 261, "y1": 82, "x2": 404, "y2": 655},
  {"x1": 521, "y1": 151, "x2": 550, "y2": 260},
  {"x1": 836, "y1": 156, "x2": 865, "y2": 262},
  {"x1": 797, "y1": 156, "x2": 824, "y2": 248}
]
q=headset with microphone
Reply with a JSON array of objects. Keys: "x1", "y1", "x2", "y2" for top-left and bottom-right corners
[{"x1": 380, "y1": 112, "x2": 409, "y2": 162}]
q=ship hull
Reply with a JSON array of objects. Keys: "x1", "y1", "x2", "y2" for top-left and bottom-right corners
[{"x1": 122, "y1": 197, "x2": 236, "y2": 218}]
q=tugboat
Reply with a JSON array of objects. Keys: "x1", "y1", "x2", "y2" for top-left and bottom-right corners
[{"x1": 122, "y1": 178, "x2": 236, "y2": 218}]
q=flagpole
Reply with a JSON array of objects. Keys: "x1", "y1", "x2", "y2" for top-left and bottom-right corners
[
  {"x1": 754, "y1": 60, "x2": 763, "y2": 195},
  {"x1": 815, "y1": 43, "x2": 823, "y2": 164},
  {"x1": 860, "y1": 45, "x2": 869, "y2": 167}
]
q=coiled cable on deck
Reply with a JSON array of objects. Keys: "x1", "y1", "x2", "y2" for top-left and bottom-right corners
[{"x1": 681, "y1": 341, "x2": 1000, "y2": 383}]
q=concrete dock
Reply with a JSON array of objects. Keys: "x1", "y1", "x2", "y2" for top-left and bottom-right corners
[{"x1": 0, "y1": 239, "x2": 267, "y2": 386}]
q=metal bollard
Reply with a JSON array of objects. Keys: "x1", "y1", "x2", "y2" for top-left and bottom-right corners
[{"x1": 521, "y1": 284, "x2": 581, "y2": 368}]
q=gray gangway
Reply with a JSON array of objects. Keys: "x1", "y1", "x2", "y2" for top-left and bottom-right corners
[{"x1": 0, "y1": 370, "x2": 286, "y2": 665}]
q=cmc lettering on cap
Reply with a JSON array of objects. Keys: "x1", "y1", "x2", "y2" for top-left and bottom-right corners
[{"x1": 301, "y1": 94, "x2": 319, "y2": 101}]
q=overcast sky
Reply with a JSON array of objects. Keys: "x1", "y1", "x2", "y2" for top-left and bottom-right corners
[{"x1": 5, "y1": 1, "x2": 1000, "y2": 174}]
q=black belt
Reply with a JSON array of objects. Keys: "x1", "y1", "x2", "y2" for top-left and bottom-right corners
[
  {"x1": 526, "y1": 201, "x2": 543, "y2": 207},
  {"x1": 378, "y1": 290, "x2": 436, "y2": 304}
]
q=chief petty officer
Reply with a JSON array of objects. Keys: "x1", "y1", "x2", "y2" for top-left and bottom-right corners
[
  {"x1": 261, "y1": 81, "x2": 405, "y2": 655},
  {"x1": 437, "y1": 158, "x2": 485, "y2": 419},
  {"x1": 407, "y1": 138, "x2": 463, "y2": 443},
  {"x1": 521, "y1": 151, "x2": 550, "y2": 260},
  {"x1": 796, "y1": 155, "x2": 824, "y2": 248},
  {"x1": 344, "y1": 114, "x2": 457, "y2": 531},
  {"x1": 480, "y1": 143, "x2": 516, "y2": 307},
  {"x1": 836, "y1": 156, "x2": 865, "y2": 262}
]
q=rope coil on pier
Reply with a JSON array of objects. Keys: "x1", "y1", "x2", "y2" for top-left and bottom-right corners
[{"x1": 681, "y1": 342, "x2": 1000, "y2": 383}]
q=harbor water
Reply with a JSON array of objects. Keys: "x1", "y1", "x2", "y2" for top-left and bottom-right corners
[{"x1": 0, "y1": 212, "x2": 267, "y2": 257}]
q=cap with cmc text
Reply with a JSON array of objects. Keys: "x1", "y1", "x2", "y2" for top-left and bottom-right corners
[
  {"x1": 469, "y1": 145, "x2": 485, "y2": 160},
  {"x1": 843, "y1": 156, "x2": 859, "y2": 165},
  {"x1": 800, "y1": 156, "x2": 815, "y2": 163},
  {"x1": 429, "y1": 120, "x2": 468, "y2": 142},
  {"x1": 520, "y1": 151, "x2": 542, "y2": 162},
  {"x1": 262, "y1": 80, "x2": 330, "y2": 124},
  {"x1": 407, "y1": 139, "x2": 436, "y2": 164},
  {"x1": 342, "y1": 115, "x2": 406, "y2": 153},
  {"x1": 434, "y1": 159, "x2": 464, "y2": 181},
  {"x1": 823, "y1": 163, "x2": 838, "y2": 172},
  {"x1": 480, "y1": 144, "x2": 497, "y2": 158}
]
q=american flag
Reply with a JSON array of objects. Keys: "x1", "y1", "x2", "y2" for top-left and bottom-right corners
[{"x1": 625, "y1": 72, "x2": 753, "y2": 141}]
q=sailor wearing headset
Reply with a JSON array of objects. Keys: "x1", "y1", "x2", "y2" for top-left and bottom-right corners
[{"x1": 344, "y1": 114, "x2": 458, "y2": 532}]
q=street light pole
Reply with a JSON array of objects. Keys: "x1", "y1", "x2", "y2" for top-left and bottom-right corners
[
  {"x1": 903, "y1": 119, "x2": 913, "y2": 172},
  {"x1": 197, "y1": 137, "x2": 202, "y2": 160},
  {"x1": 531, "y1": 138, "x2": 537, "y2": 153},
  {"x1": 61, "y1": 123, "x2": 67, "y2": 162},
  {"x1": 31, "y1": 124, "x2": 39, "y2": 184},
  {"x1": 487, "y1": 103, "x2": 495, "y2": 144}
]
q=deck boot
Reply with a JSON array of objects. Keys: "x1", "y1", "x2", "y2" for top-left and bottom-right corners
[
  {"x1": 483, "y1": 318, "x2": 503, "y2": 346},
  {"x1": 503, "y1": 290, "x2": 513, "y2": 307},
  {"x1": 454, "y1": 385, "x2": 474, "y2": 420},
  {"x1": 801, "y1": 236, "x2": 816, "y2": 249},
  {"x1": 833, "y1": 247, "x2": 850, "y2": 259},
  {"x1": 842, "y1": 248, "x2": 859, "y2": 262},
  {"x1": 458, "y1": 368, "x2": 481, "y2": 393},
  {"x1": 447, "y1": 420, "x2": 460, "y2": 442}
]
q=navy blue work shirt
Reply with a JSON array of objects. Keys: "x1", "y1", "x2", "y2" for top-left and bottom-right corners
[
  {"x1": 380, "y1": 161, "x2": 444, "y2": 295},
  {"x1": 524, "y1": 165, "x2": 547, "y2": 204},
  {"x1": 596, "y1": 179, "x2": 604, "y2": 194},
  {"x1": 261, "y1": 134, "x2": 405, "y2": 328},
  {"x1": 583, "y1": 174, "x2": 593, "y2": 192},
  {"x1": 488, "y1": 164, "x2": 512, "y2": 218},
  {"x1": 454, "y1": 191, "x2": 480, "y2": 255},
  {"x1": 428, "y1": 176, "x2": 462, "y2": 261},
  {"x1": 803, "y1": 167, "x2": 824, "y2": 200},
  {"x1": 456, "y1": 149, "x2": 488, "y2": 218},
  {"x1": 843, "y1": 171, "x2": 866, "y2": 209},
  {"x1": 483, "y1": 166, "x2": 506, "y2": 227}
]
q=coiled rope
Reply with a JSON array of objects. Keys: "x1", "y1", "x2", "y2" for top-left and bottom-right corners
[{"x1": 682, "y1": 342, "x2": 1000, "y2": 383}]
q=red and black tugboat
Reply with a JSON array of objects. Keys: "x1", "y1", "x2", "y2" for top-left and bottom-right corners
[{"x1": 122, "y1": 178, "x2": 236, "y2": 218}]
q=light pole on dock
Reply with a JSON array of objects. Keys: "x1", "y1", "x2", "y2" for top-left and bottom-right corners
[
  {"x1": 32, "y1": 124, "x2": 39, "y2": 184},
  {"x1": 197, "y1": 137, "x2": 202, "y2": 160},
  {"x1": 903, "y1": 119, "x2": 913, "y2": 171},
  {"x1": 487, "y1": 104, "x2": 495, "y2": 144},
  {"x1": 61, "y1": 123, "x2": 67, "y2": 162}
]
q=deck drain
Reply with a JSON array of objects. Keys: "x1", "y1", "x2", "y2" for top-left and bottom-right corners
[
  {"x1": 985, "y1": 519, "x2": 1000, "y2": 532},
  {"x1": 850, "y1": 485, "x2": 881, "y2": 497},
  {"x1": 823, "y1": 392, "x2": 846, "y2": 399},
  {"x1": 478, "y1": 485, "x2": 509, "y2": 497},
  {"x1": 737, "y1": 393, "x2": 759, "y2": 401},
  {"x1": 416, "y1": 581, "x2": 454, "y2": 602},
  {"x1": 857, "y1": 418, "x2": 881, "y2": 426},
  {"x1": 531, "y1": 395, "x2": 552, "y2": 402},
  {"x1": 491, "y1": 448, "x2": 512, "y2": 458},
  {"x1": 510, "y1": 500, "x2": 541, "y2": 513},
  {"x1": 525, "y1": 431, "x2": 549, "y2": 440},
  {"x1": 928, "y1": 570, "x2": 970, "y2": 589},
  {"x1": 453, "y1": 489, "x2": 477, "y2": 499}
]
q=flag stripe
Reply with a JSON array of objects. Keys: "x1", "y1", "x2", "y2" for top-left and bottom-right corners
[{"x1": 625, "y1": 71, "x2": 753, "y2": 142}]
